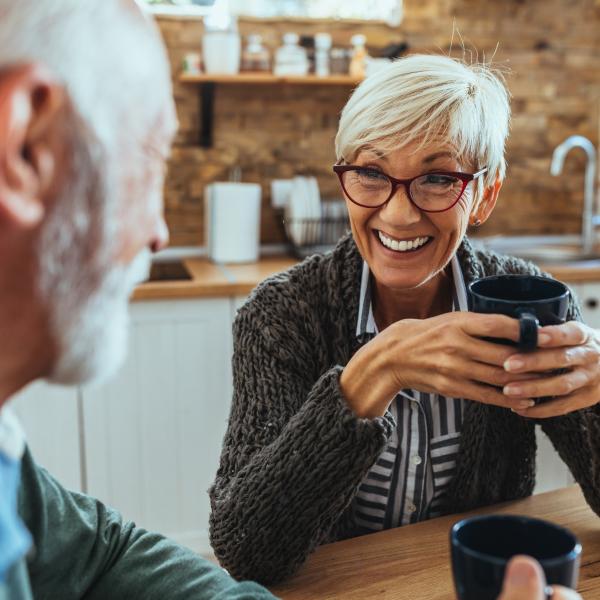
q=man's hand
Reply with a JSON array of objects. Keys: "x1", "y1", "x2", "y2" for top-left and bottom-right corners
[{"x1": 498, "y1": 556, "x2": 580, "y2": 600}]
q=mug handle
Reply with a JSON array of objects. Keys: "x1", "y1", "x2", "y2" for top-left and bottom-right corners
[{"x1": 516, "y1": 309, "x2": 539, "y2": 351}]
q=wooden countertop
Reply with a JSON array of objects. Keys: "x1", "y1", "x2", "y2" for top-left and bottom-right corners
[
  {"x1": 132, "y1": 256, "x2": 299, "y2": 301},
  {"x1": 270, "y1": 485, "x2": 600, "y2": 599},
  {"x1": 541, "y1": 259, "x2": 600, "y2": 283},
  {"x1": 132, "y1": 255, "x2": 600, "y2": 302}
]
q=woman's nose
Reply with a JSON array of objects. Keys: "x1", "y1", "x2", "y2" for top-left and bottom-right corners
[{"x1": 380, "y1": 184, "x2": 422, "y2": 225}]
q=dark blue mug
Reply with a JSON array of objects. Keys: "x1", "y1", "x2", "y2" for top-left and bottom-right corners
[
  {"x1": 468, "y1": 275, "x2": 570, "y2": 351},
  {"x1": 450, "y1": 514, "x2": 581, "y2": 600}
]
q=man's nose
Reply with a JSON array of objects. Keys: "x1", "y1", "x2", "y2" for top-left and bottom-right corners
[{"x1": 149, "y1": 216, "x2": 169, "y2": 254}]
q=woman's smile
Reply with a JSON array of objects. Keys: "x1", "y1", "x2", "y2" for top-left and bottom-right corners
[
  {"x1": 344, "y1": 140, "x2": 474, "y2": 292},
  {"x1": 373, "y1": 229, "x2": 434, "y2": 257}
]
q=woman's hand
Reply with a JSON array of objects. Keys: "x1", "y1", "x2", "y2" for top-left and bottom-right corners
[
  {"x1": 503, "y1": 322, "x2": 600, "y2": 419},
  {"x1": 340, "y1": 312, "x2": 539, "y2": 419},
  {"x1": 498, "y1": 556, "x2": 580, "y2": 600}
]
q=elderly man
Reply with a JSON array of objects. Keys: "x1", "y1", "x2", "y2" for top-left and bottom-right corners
[{"x1": 0, "y1": 1, "x2": 275, "y2": 598}]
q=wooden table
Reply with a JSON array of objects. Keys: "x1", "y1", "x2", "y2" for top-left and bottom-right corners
[{"x1": 270, "y1": 486, "x2": 600, "y2": 599}]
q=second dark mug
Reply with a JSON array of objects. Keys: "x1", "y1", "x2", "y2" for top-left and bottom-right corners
[
  {"x1": 450, "y1": 514, "x2": 581, "y2": 600},
  {"x1": 468, "y1": 275, "x2": 570, "y2": 351}
]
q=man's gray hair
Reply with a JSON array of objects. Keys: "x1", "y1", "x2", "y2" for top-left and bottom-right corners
[
  {"x1": 0, "y1": 1, "x2": 170, "y2": 386},
  {"x1": 0, "y1": 0, "x2": 170, "y2": 147}
]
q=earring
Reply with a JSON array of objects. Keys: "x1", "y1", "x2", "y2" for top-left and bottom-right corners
[{"x1": 471, "y1": 218, "x2": 482, "y2": 227}]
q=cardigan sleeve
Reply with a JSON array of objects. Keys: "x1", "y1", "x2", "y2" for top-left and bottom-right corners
[
  {"x1": 538, "y1": 293, "x2": 600, "y2": 516},
  {"x1": 209, "y1": 291, "x2": 393, "y2": 586},
  {"x1": 17, "y1": 448, "x2": 275, "y2": 600}
]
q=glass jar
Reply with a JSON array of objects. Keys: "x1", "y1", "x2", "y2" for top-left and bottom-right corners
[
  {"x1": 241, "y1": 34, "x2": 271, "y2": 72},
  {"x1": 314, "y1": 32, "x2": 332, "y2": 77},
  {"x1": 330, "y1": 47, "x2": 350, "y2": 75},
  {"x1": 274, "y1": 33, "x2": 309, "y2": 76},
  {"x1": 349, "y1": 34, "x2": 368, "y2": 79}
]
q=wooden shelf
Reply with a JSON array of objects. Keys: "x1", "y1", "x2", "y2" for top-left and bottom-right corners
[
  {"x1": 179, "y1": 72, "x2": 362, "y2": 147},
  {"x1": 179, "y1": 72, "x2": 363, "y2": 86}
]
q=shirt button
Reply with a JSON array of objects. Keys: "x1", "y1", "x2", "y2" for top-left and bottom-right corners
[
  {"x1": 411, "y1": 455, "x2": 422, "y2": 465},
  {"x1": 407, "y1": 502, "x2": 417, "y2": 513}
]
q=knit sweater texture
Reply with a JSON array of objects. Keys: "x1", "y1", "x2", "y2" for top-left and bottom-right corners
[{"x1": 209, "y1": 233, "x2": 600, "y2": 585}]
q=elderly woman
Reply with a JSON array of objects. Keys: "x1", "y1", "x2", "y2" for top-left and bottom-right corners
[{"x1": 209, "y1": 54, "x2": 600, "y2": 586}]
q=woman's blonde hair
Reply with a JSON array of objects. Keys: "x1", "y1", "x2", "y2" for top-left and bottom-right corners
[{"x1": 335, "y1": 54, "x2": 511, "y2": 194}]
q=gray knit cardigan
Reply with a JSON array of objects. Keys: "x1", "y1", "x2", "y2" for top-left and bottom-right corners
[{"x1": 209, "y1": 233, "x2": 600, "y2": 585}]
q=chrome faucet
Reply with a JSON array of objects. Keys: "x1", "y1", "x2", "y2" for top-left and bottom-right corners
[{"x1": 550, "y1": 135, "x2": 597, "y2": 256}]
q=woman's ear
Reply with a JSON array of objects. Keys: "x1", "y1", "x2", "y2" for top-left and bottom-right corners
[
  {"x1": 0, "y1": 63, "x2": 65, "y2": 229},
  {"x1": 470, "y1": 176, "x2": 502, "y2": 227}
]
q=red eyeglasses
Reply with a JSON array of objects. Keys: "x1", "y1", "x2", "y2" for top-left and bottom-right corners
[{"x1": 333, "y1": 164, "x2": 488, "y2": 212}]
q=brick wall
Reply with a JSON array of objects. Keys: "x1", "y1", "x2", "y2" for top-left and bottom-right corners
[{"x1": 156, "y1": 0, "x2": 600, "y2": 246}]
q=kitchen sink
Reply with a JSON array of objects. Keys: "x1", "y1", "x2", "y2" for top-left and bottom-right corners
[
  {"x1": 146, "y1": 260, "x2": 192, "y2": 282},
  {"x1": 474, "y1": 235, "x2": 600, "y2": 264}
]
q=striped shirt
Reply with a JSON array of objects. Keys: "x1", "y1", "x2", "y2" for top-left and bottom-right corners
[{"x1": 353, "y1": 256, "x2": 467, "y2": 532}]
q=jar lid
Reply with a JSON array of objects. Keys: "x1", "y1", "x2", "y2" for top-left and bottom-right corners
[
  {"x1": 315, "y1": 33, "x2": 332, "y2": 49},
  {"x1": 283, "y1": 32, "x2": 299, "y2": 44}
]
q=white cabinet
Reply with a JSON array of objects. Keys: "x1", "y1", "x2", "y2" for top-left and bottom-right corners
[
  {"x1": 81, "y1": 298, "x2": 235, "y2": 556},
  {"x1": 231, "y1": 295, "x2": 248, "y2": 324},
  {"x1": 531, "y1": 281, "x2": 596, "y2": 495},
  {"x1": 9, "y1": 296, "x2": 238, "y2": 558},
  {"x1": 9, "y1": 382, "x2": 83, "y2": 493},
  {"x1": 572, "y1": 282, "x2": 600, "y2": 328},
  {"x1": 534, "y1": 426, "x2": 573, "y2": 494}
]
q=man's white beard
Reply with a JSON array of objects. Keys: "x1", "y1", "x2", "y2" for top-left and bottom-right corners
[
  {"x1": 48, "y1": 248, "x2": 151, "y2": 386},
  {"x1": 38, "y1": 122, "x2": 152, "y2": 387}
]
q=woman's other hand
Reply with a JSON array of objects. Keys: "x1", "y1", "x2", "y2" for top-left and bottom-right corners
[
  {"x1": 497, "y1": 556, "x2": 581, "y2": 600},
  {"x1": 503, "y1": 322, "x2": 600, "y2": 419},
  {"x1": 340, "y1": 312, "x2": 538, "y2": 418}
]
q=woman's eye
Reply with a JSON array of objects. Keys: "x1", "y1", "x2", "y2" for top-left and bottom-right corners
[
  {"x1": 356, "y1": 168, "x2": 386, "y2": 181},
  {"x1": 423, "y1": 174, "x2": 458, "y2": 185}
]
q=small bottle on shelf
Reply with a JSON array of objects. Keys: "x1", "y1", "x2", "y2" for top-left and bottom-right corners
[
  {"x1": 330, "y1": 47, "x2": 350, "y2": 75},
  {"x1": 349, "y1": 34, "x2": 369, "y2": 79},
  {"x1": 314, "y1": 33, "x2": 332, "y2": 77},
  {"x1": 299, "y1": 35, "x2": 316, "y2": 74},
  {"x1": 241, "y1": 35, "x2": 271, "y2": 72},
  {"x1": 274, "y1": 33, "x2": 309, "y2": 76}
]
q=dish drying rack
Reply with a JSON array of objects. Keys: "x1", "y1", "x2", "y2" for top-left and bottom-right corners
[{"x1": 283, "y1": 201, "x2": 350, "y2": 259}]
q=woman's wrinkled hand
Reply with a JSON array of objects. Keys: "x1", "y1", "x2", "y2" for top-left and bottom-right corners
[
  {"x1": 340, "y1": 312, "x2": 539, "y2": 419},
  {"x1": 497, "y1": 555, "x2": 581, "y2": 600},
  {"x1": 503, "y1": 321, "x2": 600, "y2": 419}
]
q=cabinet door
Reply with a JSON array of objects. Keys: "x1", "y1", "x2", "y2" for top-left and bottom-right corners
[
  {"x1": 230, "y1": 295, "x2": 248, "y2": 325},
  {"x1": 82, "y1": 298, "x2": 233, "y2": 556},
  {"x1": 8, "y1": 382, "x2": 82, "y2": 492},
  {"x1": 532, "y1": 282, "x2": 597, "y2": 493},
  {"x1": 576, "y1": 283, "x2": 600, "y2": 328},
  {"x1": 534, "y1": 425, "x2": 573, "y2": 494}
]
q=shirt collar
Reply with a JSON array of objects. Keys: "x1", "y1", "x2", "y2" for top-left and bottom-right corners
[
  {"x1": 0, "y1": 408, "x2": 26, "y2": 462},
  {"x1": 356, "y1": 254, "x2": 468, "y2": 339},
  {"x1": 0, "y1": 409, "x2": 31, "y2": 584}
]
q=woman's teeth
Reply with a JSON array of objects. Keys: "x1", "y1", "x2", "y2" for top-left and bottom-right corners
[{"x1": 377, "y1": 231, "x2": 430, "y2": 252}]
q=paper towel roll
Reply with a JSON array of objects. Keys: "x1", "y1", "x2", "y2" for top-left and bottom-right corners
[{"x1": 205, "y1": 182, "x2": 261, "y2": 263}]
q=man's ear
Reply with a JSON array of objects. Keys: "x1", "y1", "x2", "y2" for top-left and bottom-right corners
[
  {"x1": 0, "y1": 64, "x2": 65, "y2": 229},
  {"x1": 470, "y1": 176, "x2": 502, "y2": 226}
]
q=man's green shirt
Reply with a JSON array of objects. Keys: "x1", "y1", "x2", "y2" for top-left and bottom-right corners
[{"x1": 1, "y1": 448, "x2": 275, "y2": 600}]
